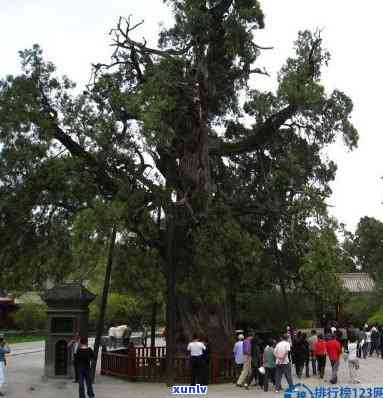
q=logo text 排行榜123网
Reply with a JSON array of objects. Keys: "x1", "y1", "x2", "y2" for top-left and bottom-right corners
[{"x1": 285, "y1": 384, "x2": 383, "y2": 398}]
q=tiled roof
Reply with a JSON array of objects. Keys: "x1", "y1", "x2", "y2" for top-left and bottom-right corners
[
  {"x1": 43, "y1": 283, "x2": 96, "y2": 306},
  {"x1": 338, "y1": 273, "x2": 375, "y2": 293}
]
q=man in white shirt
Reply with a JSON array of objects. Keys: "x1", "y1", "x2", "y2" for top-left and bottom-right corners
[
  {"x1": 274, "y1": 334, "x2": 293, "y2": 392},
  {"x1": 187, "y1": 334, "x2": 206, "y2": 385}
]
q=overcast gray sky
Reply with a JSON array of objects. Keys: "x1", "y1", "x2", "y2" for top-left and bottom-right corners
[{"x1": 1, "y1": 0, "x2": 382, "y2": 232}]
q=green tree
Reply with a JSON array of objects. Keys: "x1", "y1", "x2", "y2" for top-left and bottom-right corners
[
  {"x1": 352, "y1": 216, "x2": 383, "y2": 279},
  {"x1": 0, "y1": 1, "x2": 358, "y2": 381},
  {"x1": 90, "y1": 293, "x2": 151, "y2": 329}
]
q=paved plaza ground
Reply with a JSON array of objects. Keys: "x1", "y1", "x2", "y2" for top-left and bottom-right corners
[{"x1": 2, "y1": 341, "x2": 383, "y2": 397}]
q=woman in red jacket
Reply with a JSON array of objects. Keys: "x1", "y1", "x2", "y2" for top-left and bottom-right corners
[{"x1": 314, "y1": 334, "x2": 327, "y2": 379}]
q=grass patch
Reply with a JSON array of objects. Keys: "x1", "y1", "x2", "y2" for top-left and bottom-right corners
[{"x1": 4, "y1": 334, "x2": 44, "y2": 344}]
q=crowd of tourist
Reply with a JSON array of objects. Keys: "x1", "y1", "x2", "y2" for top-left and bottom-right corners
[
  {"x1": 230, "y1": 323, "x2": 383, "y2": 391},
  {"x1": 187, "y1": 323, "x2": 383, "y2": 389}
]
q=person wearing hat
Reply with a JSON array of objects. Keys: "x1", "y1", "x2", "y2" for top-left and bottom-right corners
[
  {"x1": 233, "y1": 334, "x2": 244, "y2": 382},
  {"x1": 236, "y1": 333, "x2": 253, "y2": 387},
  {"x1": 0, "y1": 335, "x2": 11, "y2": 396}
]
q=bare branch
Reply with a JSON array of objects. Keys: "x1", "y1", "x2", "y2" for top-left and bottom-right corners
[
  {"x1": 249, "y1": 67, "x2": 270, "y2": 77},
  {"x1": 209, "y1": 104, "x2": 298, "y2": 156},
  {"x1": 110, "y1": 16, "x2": 191, "y2": 60},
  {"x1": 253, "y1": 43, "x2": 274, "y2": 50},
  {"x1": 111, "y1": 39, "x2": 191, "y2": 59}
]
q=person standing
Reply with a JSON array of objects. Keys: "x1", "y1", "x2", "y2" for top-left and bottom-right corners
[
  {"x1": 347, "y1": 334, "x2": 360, "y2": 384},
  {"x1": 379, "y1": 326, "x2": 383, "y2": 359},
  {"x1": 274, "y1": 334, "x2": 293, "y2": 393},
  {"x1": 236, "y1": 334, "x2": 252, "y2": 387},
  {"x1": 233, "y1": 334, "x2": 244, "y2": 382},
  {"x1": 314, "y1": 334, "x2": 327, "y2": 379},
  {"x1": 326, "y1": 333, "x2": 342, "y2": 384},
  {"x1": 302, "y1": 333, "x2": 310, "y2": 377},
  {"x1": 370, "y1": 326, "x2": 380, "y2": 357},
  {"x1": 244, "y1": 336, "x2": 262, "y2": 389},
  {"x1": 200, "y1": 336, "x2": 210, "y2": 386},
  {"x1": 74, "y1": 337, "x2": 95, "y2": 398},
  {"x1": 187, "y1": 334, "x2": 206, "y2": 386},
  {"x1": 68, "y1": 333, "x2": 80, "y2": 382},
  {"x1": 363, "y1": 327, "x2": 371, "y2": 359},
  {"x1": 308, "y1": 330, "x2": 318, "y2": 376},
  {"x1": 263, "y1": 339, "x2": 276, "y2": 392},
  {"x1": 0, "y1": 336, "x2": 10, "y2": 397},
  {"x1": 358, "y1": 327, "x2": 366, "y2": 359},
  {"x1": 292, "y1": 332, "x2": 305, "y2": 378}
]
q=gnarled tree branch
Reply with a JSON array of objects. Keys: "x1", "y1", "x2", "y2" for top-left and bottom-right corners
[{"x1": 209, "y1": 104, "x2": 298, "y2": 156}]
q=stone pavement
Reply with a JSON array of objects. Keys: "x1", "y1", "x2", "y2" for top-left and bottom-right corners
[
  {"x1": 2, "y1": 345, "x2": 383, "y2": 398},
  {"x1": 8, "y1": 341, "x2": 44, "y2": 356}
]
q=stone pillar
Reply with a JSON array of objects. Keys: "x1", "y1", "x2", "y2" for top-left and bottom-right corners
[{"x1": 42, "y1": 283, "x2": 96, "y2": 378}]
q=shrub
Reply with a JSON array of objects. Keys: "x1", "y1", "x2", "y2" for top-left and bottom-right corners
[
  {"x1": 368, "y1": 307, "x2": 383, "y2": 325},
  {"x1": 342, "y1": 293, "x2": 380, "y2": 325},
  {"x1": 13, "y1": 301, "x2": 48, "y2": 331},
  {"x1": 90, "y1": 293, "x2": 149, "y2": 330}
]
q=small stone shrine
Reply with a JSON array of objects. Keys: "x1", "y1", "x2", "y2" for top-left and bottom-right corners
[{"x1": 42, "y1": 283, "x2": 96, "y2": 378}]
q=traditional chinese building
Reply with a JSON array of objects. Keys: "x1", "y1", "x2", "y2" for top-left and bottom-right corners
[
  {"x1": 336, "y1": 272, "x2": 375, "y2": 323},
  {"x1": 338, "y1": 273, "x2": 375, "y2": 293}
]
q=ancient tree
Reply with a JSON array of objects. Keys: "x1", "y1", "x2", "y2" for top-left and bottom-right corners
[{"x1": 0, "y1": 1, "x2": 358, "y2": 381}]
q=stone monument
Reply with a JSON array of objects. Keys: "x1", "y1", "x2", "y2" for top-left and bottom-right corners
[{"x1": 42, "y1": 283, "x2": 96, "y2": 378}]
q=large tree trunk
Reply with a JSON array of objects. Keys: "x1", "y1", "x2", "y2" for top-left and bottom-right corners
[
  {"x1": 164, "y1": 201, "x2": 234, "y2": 384},
  {"x1": 164, "y1": 43, "x2": 232, "y2": 382},
  {"x1": 176, "y1": 294, "x2": 233, "y2": 354}
]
